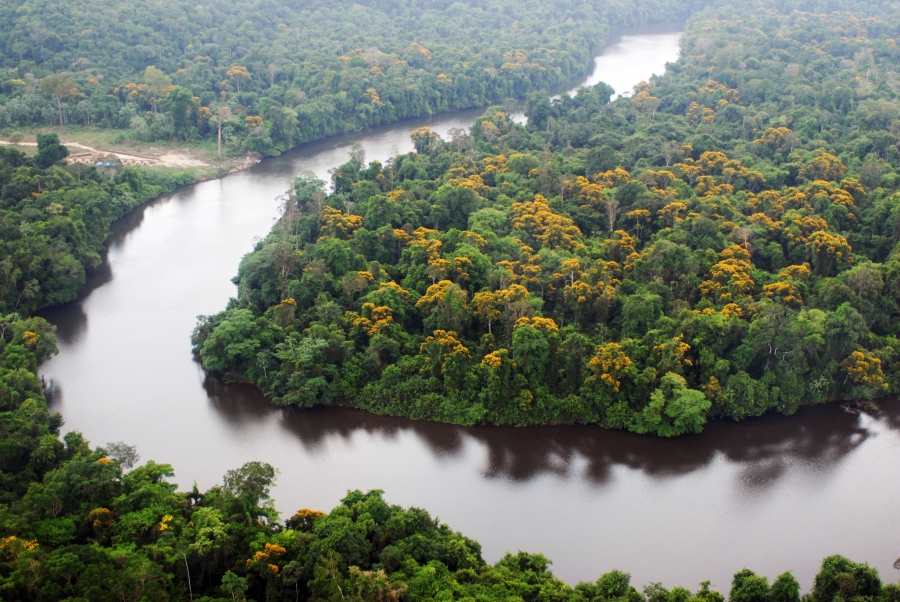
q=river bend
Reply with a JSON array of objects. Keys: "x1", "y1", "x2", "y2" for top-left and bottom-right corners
[{"x1": 39, "y1": 28, "x2": 900, "y2": 590}]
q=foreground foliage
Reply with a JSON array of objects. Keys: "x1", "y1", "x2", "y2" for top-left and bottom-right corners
[
  {"x1": 0, "y1": 137, "x2": 197, "y2": 314},
  {"x1": 194, "y1": 0, "x2": 900, "y2": 435}
]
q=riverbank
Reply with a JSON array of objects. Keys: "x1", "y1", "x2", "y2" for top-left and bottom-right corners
[
  {"x1": 0, "y1": 126, "x2": 256, "y2": 175},
  {"x1": 2, "y1": 17, "x2": 688, "y2": 209},
  {"x1": 39, "y1": 25, "x2": 900, "y2": 590}
]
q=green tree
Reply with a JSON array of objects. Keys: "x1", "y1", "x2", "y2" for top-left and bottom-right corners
[
  {"x1": 40, "y1": 73, "x2": 77, "y2": 127},
  {"x1": 511, "y1": 324, "x2": 551, "y2": 381},
  {"x1": 811, "y1": 556, "x2": 881, "y2": 601},
  {"x1": 34, "y1": 133, "x2": 69, "y2": 169},
  {"x1": 620, "y1": 292, "x2": 663, "y2": 338},
  {"x1": 432, "y1": 184, "x2": 479, "y2": 230},
  {"x1": 632, "y1": 373, "x2": 711, "y2": 436},
  {"x1": 770, "y1": 572, "x2": 800, "y2": 602},
  {"x1": 199, "y1": 308, "x2": 261, "y2": 373},
  {"x1": 143, "y1": 66, "x2": 172, "y2": 115},
  {"x1": 729, "y1": 569, "x2": 770, "y2": 602},
  {"x1": 220, "y1": 570, "x2": 248, "y2": 601},
  {"x1": 161, "y1": 85, "x2": 197, "y2": 140},
  {"x1": 224, "y1": 461, "x2": 276, "y2": 506}
]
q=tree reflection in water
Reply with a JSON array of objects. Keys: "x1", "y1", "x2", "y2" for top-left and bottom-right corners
[{"x1": 202, "y1": 370, "x2": 886, "y2": 491}]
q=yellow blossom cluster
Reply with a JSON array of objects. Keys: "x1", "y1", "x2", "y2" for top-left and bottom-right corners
[
  {"x1": 420, "y1": 330, "x2": 471, "y2": 365},
  {"x1": 587, "y1": 342, "x2": 633, "y2": 392},
  {"x1": 511, "y1": 195, "x2": 583, "y2": 250},
  {"x1": 405, "y1": 42, "x2": 432, "y2": 60},
  {"x1": 88, "y1": 507, "x2": 113, "y2": 529},
  {"x1": 841, "y1": 350, "x2": 888, "y2": 393},
  {"x1": 513, "y1": 316, "x2": 559, "y2": 333},
  {"x1": 0, "y1": 536, "x2": 38, "y2": 560},
  {"x1": 349, "y1": 303, "x2": 394, "y2": 335},
  {"x1": 654, "y1": 334, "x2": 693, "y2": 370},
  {"x1": 319, "y1": 206, "x2": 363, "y2": 240},
  {"x1": 701, "y1": 245, "x2": 755, "y2": 303}
]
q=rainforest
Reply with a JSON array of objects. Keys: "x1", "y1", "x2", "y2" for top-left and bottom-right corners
[
  {"x1": 1, "y1": 0, "x2": 900, "y2": 598},
  {"x1": 192, "y1": 3, "x2": 900, "y2": 436},
  {"x1": 0, "y1": 0, "x2": 705, "y2": 154}
]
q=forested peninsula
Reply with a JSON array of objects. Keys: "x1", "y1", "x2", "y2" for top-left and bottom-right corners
[{"x1": 194, "y1": 1, "x2": 900, "y2": 436}]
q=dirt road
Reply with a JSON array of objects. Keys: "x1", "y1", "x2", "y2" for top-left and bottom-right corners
[{"x1": 0, "y1": 139, "x2": 208, "y2": 168}]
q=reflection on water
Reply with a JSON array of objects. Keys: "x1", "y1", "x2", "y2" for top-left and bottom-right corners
[
  {"x1": 197, "y1": 365, "x2": 900, "y2": 589},
  {"x1": 202, "y1": 367, "x2": 877, "y2": 490},
  {"x1": 40, "y1": 303, "x2": 90, "y2": 347},
  {"x1": 560, "y1": 23, "x2": 683, "y2": 98},
  {"x1": 35, "y1": 29, "x2": 900, "y2": 592}
]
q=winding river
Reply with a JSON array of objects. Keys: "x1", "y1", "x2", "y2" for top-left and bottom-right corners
[{"x1": 39, "y1": 28, "x2": 900, "y2": 591}]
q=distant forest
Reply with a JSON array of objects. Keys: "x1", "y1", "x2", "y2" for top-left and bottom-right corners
[{"x1": 1, "y1": 0, "x2": 702, "y2": 155}]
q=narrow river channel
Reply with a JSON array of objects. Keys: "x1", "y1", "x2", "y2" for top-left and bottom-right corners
[{"x1": 39, "y1": 28, "x2": 900, "y2": 591}]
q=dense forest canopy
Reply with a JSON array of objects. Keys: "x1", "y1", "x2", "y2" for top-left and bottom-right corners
[
  {"x1": 0, "y1": 139, "x2": 197, "y2": 315},
  {"x1": 2, "y1": 0, "x2": 900, "y2": 597},
  {"x1": 0, "y1": 310, "x2": 893, "y2": 599},
  {"x1": 192, "y1": 0, "x2": 900, "y2": 436},
  {"x1": 0, "y1": 0, "x2": 702, "y2": 155}
]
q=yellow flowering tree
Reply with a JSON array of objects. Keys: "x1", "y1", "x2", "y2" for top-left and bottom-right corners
[
  {"x1": 841, "y1": 350, "x2": 889, "y2": 400},
  {"x1": 586, "y1": 342, "x2": 633, "y2": 393},
  {"x1": 416, "y1": 280, "x2": 469, "y2": 330}
]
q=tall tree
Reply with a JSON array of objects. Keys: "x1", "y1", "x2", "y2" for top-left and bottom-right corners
[
  {"x1": 226, "y1": 65, "x2": 250, "y2": 93},
  {"x1": 143, "y1": 66, "x2": 172, "y2": 115},
  {"x1": 40, "y1": 73, "x2": 77, "y2": 127},
  {"x1": 215, "y1": 105, "x2": 232, "y2": 159}
]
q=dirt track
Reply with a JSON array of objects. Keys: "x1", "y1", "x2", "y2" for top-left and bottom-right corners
[{"x1": 0, "y1": 140, "x2": 208, "y2": 168}]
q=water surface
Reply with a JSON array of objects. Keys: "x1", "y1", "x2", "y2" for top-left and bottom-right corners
[
  {"x1": 39, "y1": 30, "x2": 900, "y2": 591},
  {"x1": 576, "y1": 30, "x2": 682, "y2": 97}
]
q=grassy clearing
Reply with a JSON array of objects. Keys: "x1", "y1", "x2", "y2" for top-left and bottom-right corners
[{"x1": 0, "y1": 125, "x2": 249, "y2": 170}]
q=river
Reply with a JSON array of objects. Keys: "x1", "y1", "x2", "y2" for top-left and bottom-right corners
[{"x1": 39, "y1": 28, "x2": 900, "y2": 591}]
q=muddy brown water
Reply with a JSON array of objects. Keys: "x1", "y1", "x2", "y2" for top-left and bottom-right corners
[{"x1": 39, "y1": 28, "x2": 900, "y2": 591}]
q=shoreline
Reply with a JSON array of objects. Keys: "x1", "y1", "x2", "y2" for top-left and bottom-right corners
[
  {"x1": 214, "y1": 368, "x2": 889, "y2": 432},
  {"x1": 0, "y1": 18, "x2": 688, "y2": 190}
]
